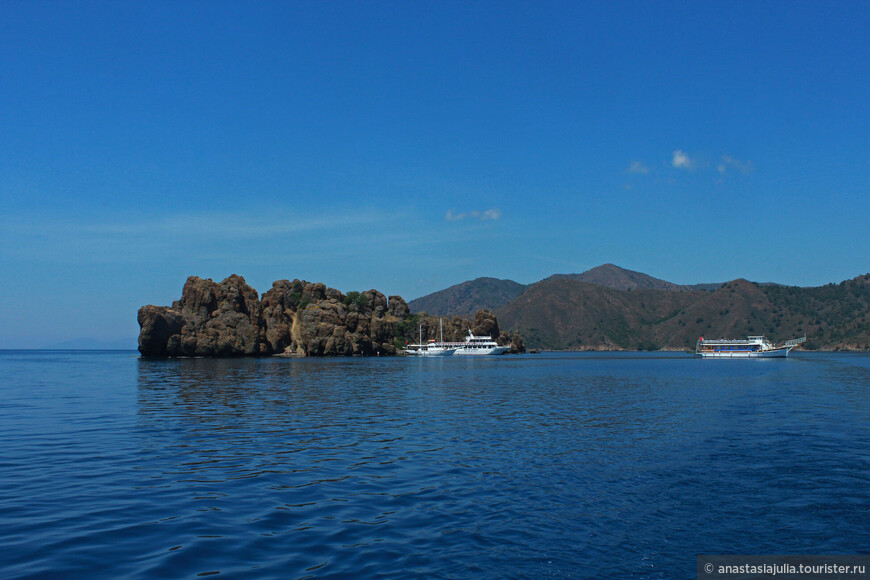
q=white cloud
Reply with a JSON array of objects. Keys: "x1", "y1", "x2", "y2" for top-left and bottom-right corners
[
  {"x1": 718, "y1": 155, "x2": 753, "y2": 176},
  {"x1": 672, "y1": 150, "x2": 694, "y2": 170},
  {"x1": 446, "y1": 208, "x2": 501, "y2": 221},
  {"x1": 627, "y1": 161, "x2": 650, "y2": 174}
]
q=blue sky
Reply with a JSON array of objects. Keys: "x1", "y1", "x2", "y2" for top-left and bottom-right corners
[{"x1": 1, "y1": 0, "x2": 868, "y2": 347}]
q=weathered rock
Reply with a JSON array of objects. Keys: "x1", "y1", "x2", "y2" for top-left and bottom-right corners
[
  {"x1": 364, "y1": 290, "x2": 388, "y2": 318},
  {"x1": 138, "y1": 275, "x2": 261, "y2": 357},
  {"x1": 346, "y1": 311, "x2": 373, "y2": 354},
  {"x1": 510, "y1": 330, "x2": 525, "y2": 354},
  {"x1": 496, "y1": 329, "x2": 525, "y2": 353},
  {"x1": 388, "y1": 296, "x2": 410, "y2": 318},
  {"x1": 138, "y1": 305, "x2": 184, "y2": 357},
  {"x1": 259, "y1": 280, "x2": 296, "y2": 355},
  {"x1": 446, "y1": 316, "x2": 473, "y2": 341},
  {"x1": 302, "y1": 282, "x2": 327, "y2": 305},
  {"x1": 472, "y1": 310, "x2": 500, "y2": 339},
  {"x1": 370, "y1": 318, "x2": 396, "y2": 355},
  {"x1": 325, "y1": 286, "x2": 343, "y2": 301},
  {"x1": 297, "y1": 301, "x2": 348, "y2": 355}
]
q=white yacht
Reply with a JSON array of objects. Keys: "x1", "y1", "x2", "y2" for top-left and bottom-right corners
[
  {"x1": 696, "y1": 335, "x2": 805, "y2": 358},
  {"x1": 404, "y1": 320, "x2": 457, "y2": 357},
  {"x1": 448, "y1": 330, "x2": 510, "y2": 356},
  {"x1": 405, "y1": 339, "x2": 457, "y2": 357}
]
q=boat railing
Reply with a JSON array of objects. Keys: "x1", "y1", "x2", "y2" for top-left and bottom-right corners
[{"x1": 781, "y1": 336, "x2": 807, "y2": 348}]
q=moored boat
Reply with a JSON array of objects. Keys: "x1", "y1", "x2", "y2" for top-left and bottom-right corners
[
  {"x1": 696, "y1": 335, "x2": 806, "y2": 358},
  {"x1": 404, "y1": 320, "x2": 457, "y2": 357},
  {"x1": 404, "y1": 340, "x2": 457, "y2": 357},
  {"x1": 444, "y1": 330, "x2": 510, "y2": 356}
]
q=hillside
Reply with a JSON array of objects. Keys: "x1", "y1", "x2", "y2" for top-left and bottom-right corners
[
  {"x1": 409, "y1": 264, "x2": 721, "y2": 316},
  {"x1": 496, "y1": 279, "x2": 695, "y2": 350},
  {"x1": 545, "y1": 263, "x2": 686, "y2": 291},
  {"x1": 496, "y1": 274, "x2": 870, "y2": 351},
  {"x1": 408, "y1": 277, "x2": 528, "y2": 316}
]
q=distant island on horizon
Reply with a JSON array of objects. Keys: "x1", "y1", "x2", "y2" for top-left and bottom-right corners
[{"x1": 40, "y1": 337, "x2": 139, "y2": 351}]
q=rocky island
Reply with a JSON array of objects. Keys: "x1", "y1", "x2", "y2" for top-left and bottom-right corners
[{"x1": 138, "y1": 275, "x2": 524, "y2": 357}]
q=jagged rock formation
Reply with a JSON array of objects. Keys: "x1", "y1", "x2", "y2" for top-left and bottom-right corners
[
  {"x1": 138, "y1": 276, "x2": 520, "y2": 357},
  {"x1": 138, "y1": 275, "x2": 261, "y2": 357},
  {"x1": 137, "y1": 305, "x2": 185, "y2": 357},
  {"x1": 506, "y1": 330, "x2": 526, "y2": 354},
  {"x1": 472, "y1": 310, "x2": 500, "y2": 339}
]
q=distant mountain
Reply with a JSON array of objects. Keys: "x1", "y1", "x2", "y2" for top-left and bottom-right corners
[
  {"x1": 496, "y1": 274, "x2": 870, "y2": 351},
  {"x1": 546, "y1": 263, "x2": 721, "y2": 292},
  {"x1": 410, "y1": 264, "x2": 724, "y2": 317},
  {"x1": 408, "y1": 277, "x2": 528, "y2": 316},
  {"x1": 42, "y1": 337, "x2": 138, "y2": 350}
]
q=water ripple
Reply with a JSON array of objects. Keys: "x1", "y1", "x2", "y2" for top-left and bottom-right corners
[{"x1": 1, "y1": 352, "x2": 868, "y2": 577}]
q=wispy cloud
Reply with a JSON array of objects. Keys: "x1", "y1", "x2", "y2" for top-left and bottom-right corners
[
  {"x1": 3, "y1": 209, "x2": 392, "y2": 240},
  {"x1": 446, "y1": 208, "x2": 502, "y2": 221},
  {"x1": 718, "y1": 155, "x2": 753, "y2": 176},
  {"x1": 627, "y1": 161, "x2": 650, "y2": 174},
  {"x1": 2, "y1": 206, "x2": 518, "y2": 271},
  {"x1": 672, "y1": 150, "x2": 695, "y2": 170},
  {"x1": 0, "y1": 209, "x2": 404, "y2": 264}
]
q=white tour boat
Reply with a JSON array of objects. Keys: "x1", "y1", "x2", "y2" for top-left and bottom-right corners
[
  {"x1": 696, "y1": 335, "x2": 806, "y2": 358},
  {"x1": 446, "y1": 330, "x2": 510, "y2": 356},
  {"x1": 404, "y1": 320, "x2": 457, "y2": 357}
]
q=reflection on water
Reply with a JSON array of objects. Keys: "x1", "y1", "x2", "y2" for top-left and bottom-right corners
[
  {"x1": 131, "y1": 353, "x2": 870, "y2": 577},
  {"x1": 1, "y1": 351, "x2": 868, "y2": 578}
]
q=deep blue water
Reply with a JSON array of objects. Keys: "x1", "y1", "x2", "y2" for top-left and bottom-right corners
[{"x1": 1, "y1": 351, "x2": 868, "y2": 578}]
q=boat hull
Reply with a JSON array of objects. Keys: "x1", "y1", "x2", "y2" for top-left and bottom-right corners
[
  {"x1": 405, "y1": 348, "x2": 457, "y2": 357},
  {"x1": 454, "y1": 346, "x2": 510, "y2": 356},
  {"x1": 697, "y1": 346, "x2": 793, "y2": 358}
]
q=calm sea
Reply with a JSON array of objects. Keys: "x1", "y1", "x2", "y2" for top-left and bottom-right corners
[{"x1": 1, "y1": 351, "x2": 868, "y2": 578}]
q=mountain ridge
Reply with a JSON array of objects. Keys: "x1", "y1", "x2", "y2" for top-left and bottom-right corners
[
  {"x1": 408, "y1": 277, "x2": 528, "y2": 317},
  {"x1": 409, "y1": 264, "x2": 722, "y2": 315},
  {"x1": 544, "y1": 263, "x2": 716, "y2": 292}
]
